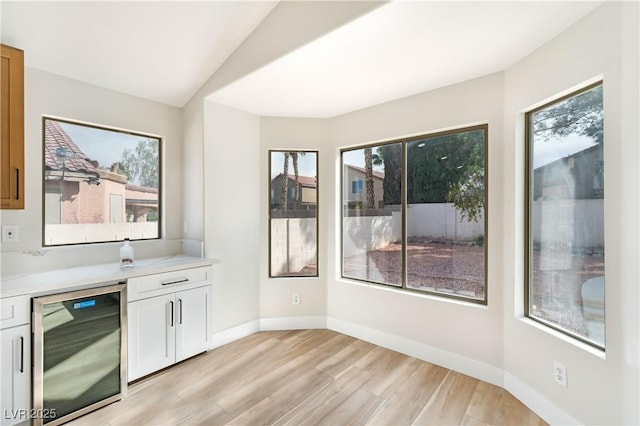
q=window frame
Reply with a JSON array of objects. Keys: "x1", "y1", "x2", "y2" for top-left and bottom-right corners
[
  {"x1": 524, "y1": 81, "x2": 605, "y2": 350},
  {"x1": 268, "y1": 149, "x2": 319, "y2": 279},
  {"x1": 41, "y1": 116, "x2": 163, "y2": 247},
  {"x1": 340, "y1": 124, "x2": 488, "y2": 304}
]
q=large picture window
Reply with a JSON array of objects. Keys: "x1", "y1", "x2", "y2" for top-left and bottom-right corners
[
  {"x1": 43, "y1": 117, "x2": 161, "y2": 246},
  {"x1": 341, "y1": 126, "x2": 487, "y2": 303},
  {"x1": 269, "y1": 150, "x2": 318, "y2": 277},
  {"x1": 525, "y1": 82, "x2": 605, "y2": 349}
]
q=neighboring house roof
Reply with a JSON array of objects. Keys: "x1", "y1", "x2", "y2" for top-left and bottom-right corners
[
  {"x1": 345, "y1": 164, "x2": 385, "y2": 180},
  {"x1": 535, "y1": 143, "x2": 601, "y2": 171},
  {"x1": 288, "y1": 174, "x2": 316, "y2": 188},
  {"x1": 44, "y1": 120, "x2": 98, "y2": 175},
  {"x1": 273, "y1": 173, "x2": 317, "y2": 188},
  {"x1": 125, "y1": 183, "x2": 158, "y2": 193},
  {"x1": 533, "y1": 135, "x2": 598, "y2": 169}
]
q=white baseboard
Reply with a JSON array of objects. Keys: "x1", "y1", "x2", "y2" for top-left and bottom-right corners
[
  {"x1": 260, "y1": 316, "x2": 327, "y2": 330},
  {"x1": 210, "y1": 319, "x2": 260, "y2": 349},
  {"x1": 327, "y1": 316, "x2": 504, "y2": 387},
  {"x1": 504, "y1": 371, "x2": 580, "y2": 425}
]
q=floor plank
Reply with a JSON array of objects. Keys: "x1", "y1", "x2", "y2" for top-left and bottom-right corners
[{"x1": 68, "y1": 330, "x2": 548, "y2": 426}]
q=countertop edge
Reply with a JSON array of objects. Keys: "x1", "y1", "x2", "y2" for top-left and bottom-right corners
[{"x1": 1, "y1": 255, "x2": 220, "y2": 299}]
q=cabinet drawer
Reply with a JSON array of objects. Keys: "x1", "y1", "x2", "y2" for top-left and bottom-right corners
[
  {"x1": 127, "y1": 267, "x2": 210, "y2": 302},
  {"x1": 1, "y1": 296, "x2": 30, "y2": 329}
]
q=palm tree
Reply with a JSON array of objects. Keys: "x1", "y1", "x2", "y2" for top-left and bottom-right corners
[
  {"x1": 290, "y1": 151, "x2": 307, "y2": 209},
  {"x1": 281, "y1": 152, "x2": 290, "y2": 210},
  {"x1": 290, "y1": 152, "x2": 299, "y2": 210},
  {"x1": 364, "y1": 147, "x2": 375, "y2": 209}
]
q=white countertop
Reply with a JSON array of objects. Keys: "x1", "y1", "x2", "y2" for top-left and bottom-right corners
[{"x1": 0, "y1": 255, "x2": 217, "y2": 299}]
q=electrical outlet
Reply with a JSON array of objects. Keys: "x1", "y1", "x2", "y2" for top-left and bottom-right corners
[
  {"x1": 554, "y1": 361, "x2": 567, "y2": 387},
  {"x1": 292, "y1": 293, "x2": 301, "y2": 305},
  {"x1": 2, "y1": 225, "x2": 18, "y2": 243}
]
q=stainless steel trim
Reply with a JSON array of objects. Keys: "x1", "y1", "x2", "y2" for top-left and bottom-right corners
[
  {"x1": 161, "y1": 278, "x2": 189, "y2": 286},
  {"x1": 32, "y1": 282, "x2": 128, "y2": 426}
]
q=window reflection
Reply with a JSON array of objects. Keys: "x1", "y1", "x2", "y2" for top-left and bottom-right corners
[
  {"x1": 341, "y1": 144, "x2": 403, "y2": 287},
  {"x1": 43, "y1": 117, "x2": 161, "y2": 246},
  {"x1": 269, "y1": 151, "x2": 318, "y2": 277},
  {"x1": 341, "y1": 126, "x2": 487, "y2": 303},
  {"x1": 526, "y1": 83, "x2": 605, "y2": 348}
]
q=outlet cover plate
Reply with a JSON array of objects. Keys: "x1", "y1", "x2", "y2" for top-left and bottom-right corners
[
  {"x1": 554, "y1": 361, "x2": 567, "y2": 387},
  {"x1": 2, "y1": 225, "x2": 18, "y2": 243}
]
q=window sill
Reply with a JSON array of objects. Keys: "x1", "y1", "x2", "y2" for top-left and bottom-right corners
[
  {"x1": 518, "y1": 316, "x2": 606, "y2": 359},
  {"x1": 337, "y1": 276, "x2": 489, "y2": 310}
]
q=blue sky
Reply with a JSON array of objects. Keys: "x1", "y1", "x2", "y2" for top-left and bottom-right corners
[
  {"x1": 270, "y1": 151, "x2": 318, "y2": 178},
  {"x1": 59, "y1": 121, "x2": 157, "y2": 169}
]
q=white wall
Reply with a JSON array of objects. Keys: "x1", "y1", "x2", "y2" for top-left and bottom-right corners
[
  {"x1": 186, "y1": 2, "x2": 638, "y2": 424},
  {"x1": 503, "y1": 2, "x2": 639, "y2": 424},
  {"x1": 1, "y1": 68, "x2": 183, "y2": 276},
  {"x1": 259, "y1": 118, "x2": 329, "y2": 323},
  {"x1": 203, "y1": 101, "x2": 261, "y2": 332},
  {"x1": 328, "y1": 72, "x2": 505, "y2": 379},
  {"x1": 270, "y1": 218, "x2": 317, "y2": 275},
  {"x1": 406, "y1": 203, "x2": 484, "y2": 241}
]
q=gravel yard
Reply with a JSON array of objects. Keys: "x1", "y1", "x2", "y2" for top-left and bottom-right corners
[
  {"x1": 343, "y1": 239, "x2": 604, "y2": 309},
  {"x1": 343, "y1": 238, "x2": 486, "y2": 299}
]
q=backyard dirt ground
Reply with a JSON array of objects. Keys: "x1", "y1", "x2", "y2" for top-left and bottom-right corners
[{"x1": 343, "y1": 238, "x2": 604, "y2": 308}]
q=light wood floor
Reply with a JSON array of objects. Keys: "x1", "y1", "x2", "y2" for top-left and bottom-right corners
[{"x1": 69, "y1": 329, "x2": 547, "y2": 425}]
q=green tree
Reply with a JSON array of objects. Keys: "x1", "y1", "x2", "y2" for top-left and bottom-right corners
[
  {"x1": 373, "y1": 144, "x2": 402, "y2": 205},
  {"x1": 531, "y1": 85, "x2": 603, "y2": 144},
  {"x1": 407, "y1": 130, "x2": 484, "y2": 204},
  {"x1": 120, "y1": 139, "x2": 159, "y2": 188},
  {"x1": 446, "y1": 137, "x2": 485, "y2": 222}
]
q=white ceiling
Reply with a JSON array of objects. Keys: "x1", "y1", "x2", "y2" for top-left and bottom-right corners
[
  {"x1": 0, "y1": 1, "x2": 278, "y2": 107},
  {"x1": 1, "y1": 1, "x2": 603, "y2": 117}
]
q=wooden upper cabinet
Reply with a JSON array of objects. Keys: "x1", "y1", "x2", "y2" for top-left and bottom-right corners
[{"x1": 1, "y1": 44, "x2": 25, "y2": 209}]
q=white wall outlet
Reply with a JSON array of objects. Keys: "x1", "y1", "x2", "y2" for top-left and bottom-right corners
[
  {"x1": 554, "y1": 361, "x2": 567, "y2": 387},
  {"x1": 2, "y1": 225, "x2": 19, "y2": 243},
  {"x1": 292, "y1": 293, "x2": 301, "y2": 304}
]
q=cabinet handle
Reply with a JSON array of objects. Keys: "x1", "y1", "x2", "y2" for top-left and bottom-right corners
[
  {"x1": 178, "y1": 299, "x2": 183, "y2": 324},
  {"x1": 19, "y1": 336, "x2": 24, "y2": 373},
  {"x1": 15, "y1": 169, "x2": 20, "y2": 200},
  {"x1": 161, "y1": 278, "x2": 189, "y2": 286},
  {"x1": 168, "y1": 301, "x2": 174, "y2": 327}
]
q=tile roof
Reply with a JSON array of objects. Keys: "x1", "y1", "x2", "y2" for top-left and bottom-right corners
[
  {"x1": 286, "y1": 174, "x2": 316, "y2": 187},
  {"x1": 345, "y1": 164, "x2": 385, "y2": 180},
  {"x1": 44, "y1": 119, "x2": 98, "y2": 174}
]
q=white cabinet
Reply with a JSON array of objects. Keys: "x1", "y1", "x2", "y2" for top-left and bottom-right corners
[
  {"x1": 127, "y1": 267, "x2": 212, "y2": 381},
  {"x1": 1, "y1": 296, "x2": 30, "y2": 426}
]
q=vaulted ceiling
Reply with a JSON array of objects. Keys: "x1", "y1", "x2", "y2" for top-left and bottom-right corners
[{"x1": 2, "y1": 1, "x2": 604, "y2": 118}]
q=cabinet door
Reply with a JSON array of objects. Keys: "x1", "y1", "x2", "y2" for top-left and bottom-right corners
[
  {"x1": 127, "y1": 295, "x2": 175, "y2": 381},
  {"x1": 1, "y1": 44, "x2": 24, "y2": 210},
  {"x1": 1, "y1": 324, "x2": 30, "y2": 426},
  {"x1": 175, "y1": 285, "x2": 211, "y2": 362}
]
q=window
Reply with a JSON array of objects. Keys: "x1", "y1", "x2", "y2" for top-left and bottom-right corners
[
  {"x1": 43, "y1": 117, "x2": 161, "y2": 246},
  {"x1": 352, "y1": 180, "x2": 363, "y2": 194},
  {"x1": 269, "y1": 150, "x2": 318, "y2": 277},
  {"x1": 341, "y1": 126, "x2": 487, "y2": 302},
  {"x1": 525, "y1": 82, "x2": 604, "y2": 349}
]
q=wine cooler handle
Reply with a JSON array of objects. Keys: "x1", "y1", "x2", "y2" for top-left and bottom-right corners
[{"x1": 19, "y1": 336, "x2": 24, "y2": 373}]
